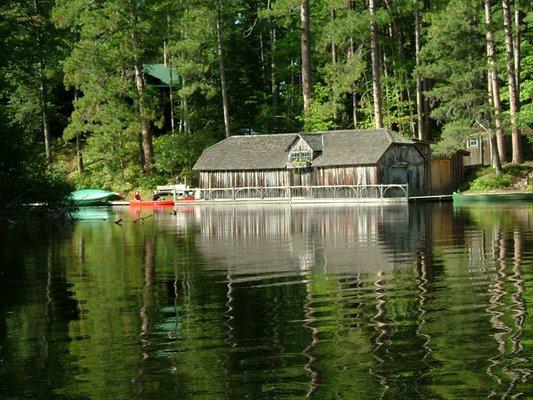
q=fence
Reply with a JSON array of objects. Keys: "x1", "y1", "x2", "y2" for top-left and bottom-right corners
[{"x1": 197, "y1": 184, "x2": 409, "y2": 202}]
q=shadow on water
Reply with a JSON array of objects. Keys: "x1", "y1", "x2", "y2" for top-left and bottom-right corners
[{"x1": 0, "y1": 203, "x2": 531, "y2": 399}]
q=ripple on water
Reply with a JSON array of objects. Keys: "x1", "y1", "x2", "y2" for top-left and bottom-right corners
[{"x1": 0, "y1": 203, "x2": 531, "y2": 399}]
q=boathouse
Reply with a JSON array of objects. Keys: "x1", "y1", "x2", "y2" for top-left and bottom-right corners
[{"x1": 193, "y1": 129, "x2": 431, "y2": 199}]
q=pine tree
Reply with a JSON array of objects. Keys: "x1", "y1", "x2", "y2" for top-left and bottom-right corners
[
  {"x1": 2, "y1": 0, "x2": 67, "y2": 161},
  {"x1": 502, "y1": 0, "x2": 521, "y2": 163},
  {"x1": 369, "y1": 0, "x2": 383, "y2": 128},
  {"x1": 419, "y1": 1, "x2": 490, "y2": 155},
  {"x1": 54, "y1": 0, "x2": 161, "y2": 183},
  {"x1": 301, "y1": 0, "x2": 312, "y2": 113}
]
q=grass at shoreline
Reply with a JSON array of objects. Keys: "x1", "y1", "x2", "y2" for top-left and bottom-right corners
[{"x1": 460, "y1": 162, "x2": 532, "y2": 193}]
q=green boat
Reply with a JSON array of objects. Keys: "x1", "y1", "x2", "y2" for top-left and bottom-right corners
[
  {"x1": 68, "y1": 189, "x2": 121, "y2": 206},
  {"x1": 452, "y1": 191, "x2": 533, "y2": 204}
]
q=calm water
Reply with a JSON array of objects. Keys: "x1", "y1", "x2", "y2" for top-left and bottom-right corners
[{"x1": 0, "y1": 203, "x2": 531, "y2": 399}]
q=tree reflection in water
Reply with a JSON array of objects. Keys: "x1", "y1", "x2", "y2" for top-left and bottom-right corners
[{"x1": 0, "y1": 203, "x2": 531, "y2": 399}]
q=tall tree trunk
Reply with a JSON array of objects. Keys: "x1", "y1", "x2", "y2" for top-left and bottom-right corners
[
  {"x1": 369, "y1": 0, "x2": 383, "y2": 128},
  {"x1": 164, "y1": 41, "x2": 176, "y2": 135},
  {"x1": 422, "y1": 0, "x2": 431, "y2": 139},
  {"x1": 489, "y1": 133, "x2": 503, "y2": 174},
  {"x1": 75, "y1": 132, "x2": 83, "y2": 174},
  {"x1": 414, "y1": 0, "x2": 425, "y2": 140},
  {"x1": 216, "y1": 9, "x2": 231, "y2": 138},
  {"x1": 259, "y1": 31, "x2": 266, "y2": 89},
  {"x1": 513, "y1": 3, "x2": 522, "y2": 100},
  {"x1": 352, "y1": 93, "x2": 358, "y2": 128},
  {"x1": 74, "y1": 89, "x2": 83, "y2": 173},
  {"x1": 290, "y1": 58, "x2": 295, "y2": 111},
  {"x1": 484, "y1": 0, "x2": 506, "y2": 163},
  {"x1": 270, "y1": 27, "x2": 278, "y2": 114},
  {"x1": 503, "y1": 0, "x2": 521, "y2": 163},
  {"x1": 165, "y1": 12, "x2": 176, "y2": 135},
  {"x1": 487, "y1": 63, "x2": 503, "y2": 174},
  {"x1": 39, "y1": 64, "x2": 51, "y2": 161},
  {"x1": 133, "y1": 58, "x2": 154, "y2": 173},
  {"x1": 300, "y1": 0, "x2": 312, "y2": 113},
  {"x1": 179, "y1": 75, "x2": 189, "y2": 134},
  {"x1": 169, "y1": 62, "x2": 176, "y2": 135},
  {"x1": 330, "y1": 9, "x2": 337, "y2": 64},
  {"x1": 130, "y1": 1, "x2": 154, "y2": 174},
  {"x1": 330, "y1": 8, "x2": 337, "y2": 125},
  {"x1": 348, "y1": 2, "x2": 358, "y2": 128},
  {"x1": 33, "y1": 0, "x2": 50, "y2": 160}
]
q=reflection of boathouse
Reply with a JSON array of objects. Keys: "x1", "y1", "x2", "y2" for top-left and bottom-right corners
[
  {"x1": 193, "y1": 205, "x2": 424, "y2": 275},
  {"x1": 193, "y1": 129, "x2": 431, "y2": 198}
]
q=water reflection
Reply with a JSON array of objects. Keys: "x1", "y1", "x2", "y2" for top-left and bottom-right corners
[
  {"x1": 0, "y1": 203, "x2": 531, "y2": 399},
  {"x1": 192, "y1": 205, "x2": 420, "y2": 276}
]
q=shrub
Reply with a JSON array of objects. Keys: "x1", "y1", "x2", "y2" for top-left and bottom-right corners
[{"x1": 465, "y1": 163, "x2": 531, "y2": 192}]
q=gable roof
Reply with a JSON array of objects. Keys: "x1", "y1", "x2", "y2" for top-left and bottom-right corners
[
  {"x1": 144, "y1": 63, "x2": 178, "y2": 87},
  {"x1": 193, "y1": 129, "x2": 417, "y2": 171},
  {"x1": 311, "y1": 129, "x2": 413, "y2": 167},
  {"x1": 298, "y1": 134, "x2": 324, "y2": 151},
  {"x1": 193, "y1": 133, "x2": 298, "y2": 171}
]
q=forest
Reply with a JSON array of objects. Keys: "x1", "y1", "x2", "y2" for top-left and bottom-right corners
[{"x1": 0, "y1": 0, "x2": 531, "y2": 211}]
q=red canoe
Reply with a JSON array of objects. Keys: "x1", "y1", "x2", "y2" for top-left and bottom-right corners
[
  {"x1": 128, "y1": 199, "x2": 175, "y2": 207},
  {"x1": 177, "y1": 195, "x2": 195, "y2": 201}
]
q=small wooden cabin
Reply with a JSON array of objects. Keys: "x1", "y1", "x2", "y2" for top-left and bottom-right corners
[
  {"x1": 193, "y1": 129, "x2": 431, "y2": 196},
  {"x1": 464, "y1": 135, "x2": 491, "y2": 167},
  {"x1": 463, "y1": 133, "x2": 532, "y2": 167}
]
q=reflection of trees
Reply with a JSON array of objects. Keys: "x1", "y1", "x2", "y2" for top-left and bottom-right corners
[
  {"x1": 510, "y1": 229, "x2": 525, "y2": 355},
  {"x1": 302, "y1": 281, "x2": 321, "y2": 397},
  {"x1": 427, "y1": 204, "x2": 532, "y2": 398},
  {"x1": 1, "y1": 204, "x2": 530, "y2": 399},
  {"x1": 369, "y1": 272, "x2": 390, "y2": 397},
  {"x1": 0, "y1": 226, "x2": 77, "y2": 399},
  {"x1": 193, "y1": 204, "x2": 444, "y2": 398}
]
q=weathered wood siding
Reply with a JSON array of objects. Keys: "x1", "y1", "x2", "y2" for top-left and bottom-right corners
[
  {"x1": 463, "y1": 137, "x2": 490, "y2": 167},
  {"x1": 315, "y1": 166, "x2": 379, "y2": 185},
  {"x1": 430, "y1": 159, "x2": 452, "y2": 194},
  {"x1": 290, "y1": 168, "x2": 314, "y2": 186},
  {"x1": 200, "y1": 170, "x2": 289, "y2": 188},
  {"x1": 378, "y1": 144, "x2": 428, "y2": 196},
  {"x1": 430, "y1": 153, "x2": 465, "y2": 194},
  {"x1": 198, "y1": 142, "x2": 432, "y2": 197}
]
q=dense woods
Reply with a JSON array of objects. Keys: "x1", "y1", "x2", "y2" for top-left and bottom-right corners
[{"x1": 0, "y1": 0, "x2": 531, "y2": 197}]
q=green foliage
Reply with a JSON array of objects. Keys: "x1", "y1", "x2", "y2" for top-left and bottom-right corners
[
  {"x1": 0, "y1": 1, "x2": 72, "y2": 219},
  {"x1": 420, "y1": 0, "x2": 488, "y2": 125},
  {"x1": 291, "y1": 157, "x2": 310, "y2": 168},
  {"x1": 516, "y1": 12, "x2": 533, "y2": 129},
  {"x1": 301, "y1": 83, "x2": 337, "y2": 131},
  {"x1": 463, "y1": 163, "x2": 531, "y2": 192},
  {"x1": 154, "y1": 130, "x2": 216, "y2": 174},
  {"x1": 1, "y1": 0, "x2": 532, "y2": 199},
  {"x1": 0, "y1": 126, "x2": 73, "y2": 219},
  {"x1": 432, "y1": 120, "x2": 479, "y2": 156}
]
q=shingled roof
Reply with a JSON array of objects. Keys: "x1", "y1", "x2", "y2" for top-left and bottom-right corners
[
  {"x1": 193, "y1": 129, "x2": 417, "y2": 171},
  {"x1": 298, "y1": 134, "x2": 324, "y2": 151}
]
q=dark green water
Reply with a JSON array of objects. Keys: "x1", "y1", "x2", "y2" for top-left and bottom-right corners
[{"x1": 0, "y1": 203, "x2": 531, "y2": 399}]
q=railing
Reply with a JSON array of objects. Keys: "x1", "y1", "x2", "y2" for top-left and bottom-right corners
[{"x1": 197, "y1": 184, "x2": 409, "y2": 201}]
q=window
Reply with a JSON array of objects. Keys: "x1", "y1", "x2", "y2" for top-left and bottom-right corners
[
  {"x1": 289, "y1": 151, "x2": 312, "y2": 162},
  {"x1": 467, "y1": 137, "x2": 479, "y2": 148}
]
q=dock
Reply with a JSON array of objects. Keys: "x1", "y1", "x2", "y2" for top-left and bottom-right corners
[
  {"x1": 409, "y1": 194, "x2": 452, "y2": 202},
  {"x1": 109, "y1": 185, "x2": 456, "y2": 206}
]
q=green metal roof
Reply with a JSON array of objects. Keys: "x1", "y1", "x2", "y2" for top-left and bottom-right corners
[{"x1": 144, "y1": 63, "x2": 178, "y2": 87}]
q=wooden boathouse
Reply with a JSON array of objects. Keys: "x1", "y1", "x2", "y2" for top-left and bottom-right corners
[{"x1": 193, "y1": 129, "x2": 432, "y2": 201}]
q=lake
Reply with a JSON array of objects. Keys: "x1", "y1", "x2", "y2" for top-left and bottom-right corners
[{"x1": 0, "y1": 203, "x2": 531, "y2": 399}]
